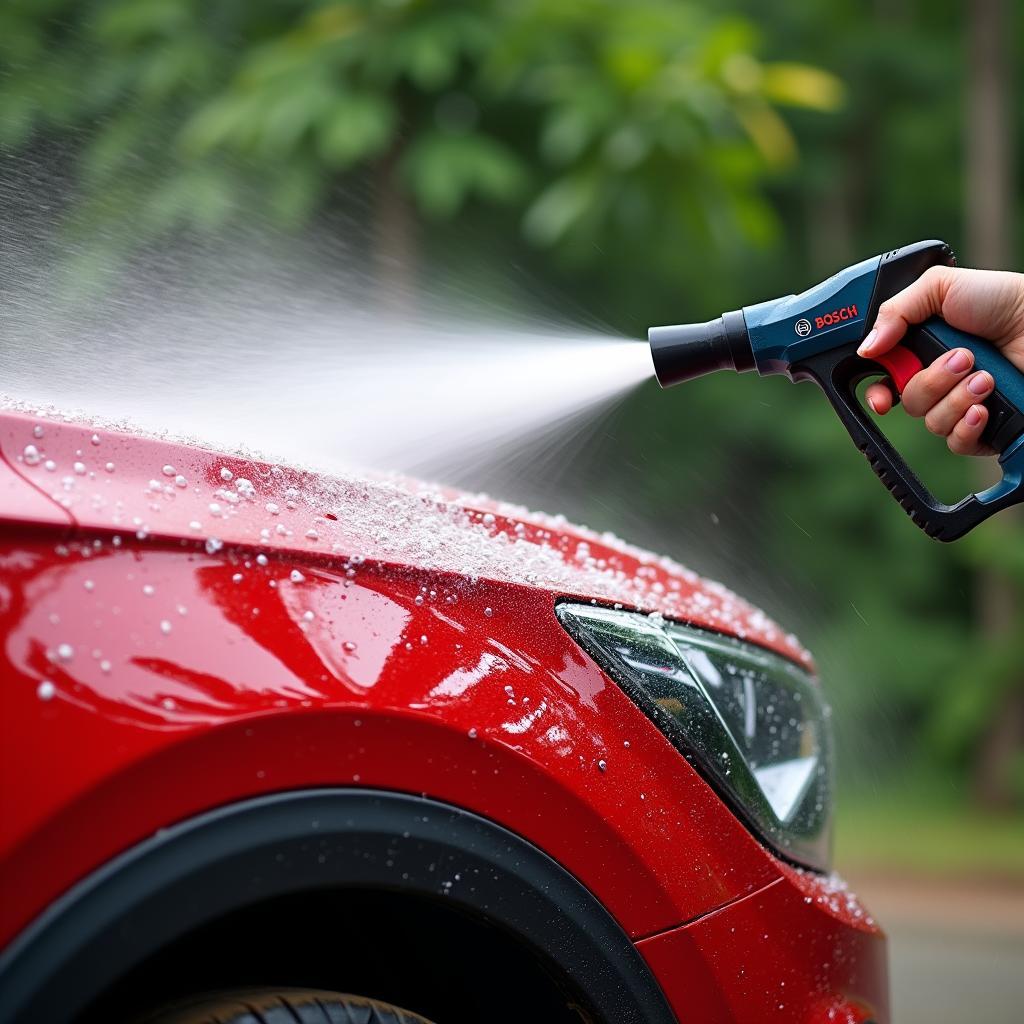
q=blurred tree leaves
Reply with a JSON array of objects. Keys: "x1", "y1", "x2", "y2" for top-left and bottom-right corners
[{"x1": 0, "y1": 0, "x2": 840, "y2": 262}]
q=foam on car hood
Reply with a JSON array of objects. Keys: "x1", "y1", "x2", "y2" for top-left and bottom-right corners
[{"x1": 0, "y1": 408, "x2": 811, "y2": 667}]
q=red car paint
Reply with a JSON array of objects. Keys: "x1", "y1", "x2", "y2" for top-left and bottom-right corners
[{"x1": 0, "y1": 409, "x2": 887, "y2": 1022}]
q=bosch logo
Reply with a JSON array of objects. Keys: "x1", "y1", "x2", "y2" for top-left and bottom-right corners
[
  {"x1": 816, "y1": 303, "x2": 859, "y2": 329},
  {"x1": 794, "y1": 304, "x2": 860, "y2": 337}
]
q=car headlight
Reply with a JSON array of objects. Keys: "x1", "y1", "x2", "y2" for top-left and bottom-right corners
[{"x1": 557, "y1": 602, "x2": 832, "y2": 871}]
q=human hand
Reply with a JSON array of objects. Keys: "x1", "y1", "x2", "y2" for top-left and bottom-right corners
[{"x1": 858, "y1": 267, "x2": 1024, "y2": 455}]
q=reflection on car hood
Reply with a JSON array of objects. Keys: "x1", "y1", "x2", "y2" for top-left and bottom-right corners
[{"x1": 0, "y1": 408, "x2": 810, "y2": 667}]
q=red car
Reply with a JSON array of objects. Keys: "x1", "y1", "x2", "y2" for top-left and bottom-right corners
[{"x1": 0, "y1": 409, "x2": 886, "y2": 1024}]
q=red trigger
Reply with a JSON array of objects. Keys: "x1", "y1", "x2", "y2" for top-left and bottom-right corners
[{"x1": 871, "y1": 345, "x2": 923, "y2": 395}]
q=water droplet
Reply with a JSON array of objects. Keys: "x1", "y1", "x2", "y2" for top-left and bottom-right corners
[
  {"x1": 57, "y1": 643, "x2": 74, "y2": 661},
  {"x1": 73, "y1": 461, "x2": 86, "y2": 475},
  {"x1": 232, "y1": 572, "x2": 243, "y2": 583},
  {"x1": 597, "y1": 759, "x2": 607, "y2": 772},
  {"x1": 303, "y1": 610, "x2": 315, "y2": 622},
  {"x1": 266, "y1": 502, "x2": 280, "y2": 515},
  {"x1": 208, "y1": 502, "x2": 222, "y2": 517},
  {"x1": 205, "y1": 537, "x2": 223, "y2": 555},
  {"x1": 484, "y1": 607, "x2": 493, "y2": 617},
  {"x1": 105, "y1": 462, "x2": 115, "y2": 473},
  {"x1": 162, "y1": 697, "x2": 175, "y2": 710},
  {"x1": 343, "y1": 640, "x2": 357, "y2": 652},
  {"x1": 90, "y1": 433, "x2": 100, "y2": 445},
  {"x1": 161, "y1": 464, "x2": 176, "y2": 477},
  {"x1": 220, "y1": 467, "x2": 233, "y2": 482},
  {"x1": 290, "y1": 569, "x2": 305, "y2": 583},
  {"x1": 32, "y1": 425, "x2": 45, "y2": 439},
  {"x1": 37, "y1": 679, "x2": 55, "y2": 701},
  {"x1": 256, "y1": 553, "x2": 269, "y2": 566},
  {"x1": 100, "y1": 659, "x2": 111, "y2": 673},
  {"x1": 160, "y1": 620, "x2": 172, "y2": 635},
  {"x1": 468, "y1": 727, "x2": 478, "y2": 739},
  {"x1": 23, "y1": 444, "x2": 41, "y2": 465},
  {"x1": 44, "y1": 459, "x2": 56, "y2": 472},
  {"x1": 84, "y1": 580, "x2": 95, "y2": 592},
  {"x1": 420, "y1": 634, "x2": 428, "y2": 645},
  {"x1": 235, "y1": 478, "x2": 255, "y2": 499},
  {"x1": 174, "y1": 474, "x2": 187, "y2": 488},
  {"x1": 305, "y1": 529, "x2": 319, "y2": 541},
  {"x1": 482, "y1": 512, "x2": 496, "y2": 527},
  {"x1": 143, "y1": 584, "x2": 155, "y2": 596}
]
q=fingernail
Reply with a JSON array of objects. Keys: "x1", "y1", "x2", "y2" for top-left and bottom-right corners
[
  {"x1": 866, "y1": 395, "x2": 877, "y2": 413},
  {"x1": 945, "y1": 349, "x2": 972, "y2": 373},
  {"x1": 965, "y1": 405, "x2": 983, "y2": 427},
  {"x1": 968, "y1": 371, "x2": 992, "y2": 395},
  {"x1": 857, "y1": 329, "x2": 878, "y2": 356}
]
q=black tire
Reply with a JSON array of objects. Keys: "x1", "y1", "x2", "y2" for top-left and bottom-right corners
[{"x1": 138, "y1": 988, "x2": 437, "y2": 1024}]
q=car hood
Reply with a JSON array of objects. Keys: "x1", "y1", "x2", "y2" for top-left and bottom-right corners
[{"x1": 0, "y1": 408, "x2": 810, "y2": 667}]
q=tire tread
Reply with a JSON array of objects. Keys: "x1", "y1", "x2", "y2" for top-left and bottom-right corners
[{"x1": 140, "y1": 988, "x2": 434, "y2": 1024}]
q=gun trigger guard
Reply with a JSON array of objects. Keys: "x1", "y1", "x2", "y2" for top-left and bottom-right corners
[{"x1": 792, "y1": 342, "x2": 1018, "y2": 541}]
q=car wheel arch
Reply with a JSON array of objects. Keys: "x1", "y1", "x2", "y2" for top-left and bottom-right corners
[{"x1": 0, "y1": 788, "x2": 679, "y2": 1024}]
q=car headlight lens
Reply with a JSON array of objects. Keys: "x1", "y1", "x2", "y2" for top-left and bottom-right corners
[{"x1": 557, "y1": 603, "x2": 832, "y2": 871}]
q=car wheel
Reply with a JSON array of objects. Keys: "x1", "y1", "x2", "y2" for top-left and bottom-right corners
[{"x1": 138, "y1": 988, "x2": 437, "y2": 1024}]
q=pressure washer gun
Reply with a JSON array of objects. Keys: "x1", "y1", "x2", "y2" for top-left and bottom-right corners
[{"x1": 649, "y1": 240, "x2": 1024, "y2": 541}]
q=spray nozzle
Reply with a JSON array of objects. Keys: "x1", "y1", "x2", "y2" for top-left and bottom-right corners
[{"x1": 647, "y1": 310, "x2": 754, "y2": 388}]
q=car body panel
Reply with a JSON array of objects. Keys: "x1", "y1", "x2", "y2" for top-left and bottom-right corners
[
  {"x1": 0, "y1": 445, "x2": 73, "y2": 529},
  {"x1": 637, "y1": 868, "x2": 887, "y2": 1022},
  {"x1": 0, "y1": 532, "x2": 788, "y2": 946},
  {"x1": 0, "y1": 409, "x2": 887, "y2": 1021},
  {"x1": 0, "y1": 411, "x2": 811, "y2": 667}
]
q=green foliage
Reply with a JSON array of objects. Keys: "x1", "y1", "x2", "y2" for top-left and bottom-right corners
[
  {"x1": 0, "y1": 0, "x2": 840, "y2": 265},
  {"x1": 402, "y1": 131, "x2": 525, "y2": 217}
]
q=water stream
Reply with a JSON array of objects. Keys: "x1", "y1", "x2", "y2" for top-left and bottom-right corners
[{"x1": 2, "y1": 226, "x2": 653, "y2": 487}]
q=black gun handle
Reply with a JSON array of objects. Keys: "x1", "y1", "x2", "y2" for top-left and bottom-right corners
[{"x1": 792, "y1": 340, "x2": 1024, "y2": 542}]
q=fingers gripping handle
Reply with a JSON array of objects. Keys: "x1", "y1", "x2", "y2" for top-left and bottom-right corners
[
  {"x1": 793, "y1": 338, "x2": 1024, "y2": 541},
  {"x1": 871, "y1": 322, "x2": 1024, "y2": 453},
  {"x1": 901, "y1": 318, "x2": 1024, "y2": 455}
]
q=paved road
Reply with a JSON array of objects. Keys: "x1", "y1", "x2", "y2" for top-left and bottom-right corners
[{"x1": 852, "y1": 877, "x2": 1024, "y2": 1024}]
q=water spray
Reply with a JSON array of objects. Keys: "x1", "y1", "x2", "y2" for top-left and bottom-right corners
[{"x1": 648, "y1": 240, "x2": 1024, "y2": 541}]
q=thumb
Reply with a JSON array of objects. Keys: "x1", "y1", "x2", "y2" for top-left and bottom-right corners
[{"x1": 858, "y1": 264, "x2": 956, "y2": 358}]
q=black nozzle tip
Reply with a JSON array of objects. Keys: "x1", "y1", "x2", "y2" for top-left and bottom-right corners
[{"x1": 648, "y1": 310, "x2": 753, "y2": 388}]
